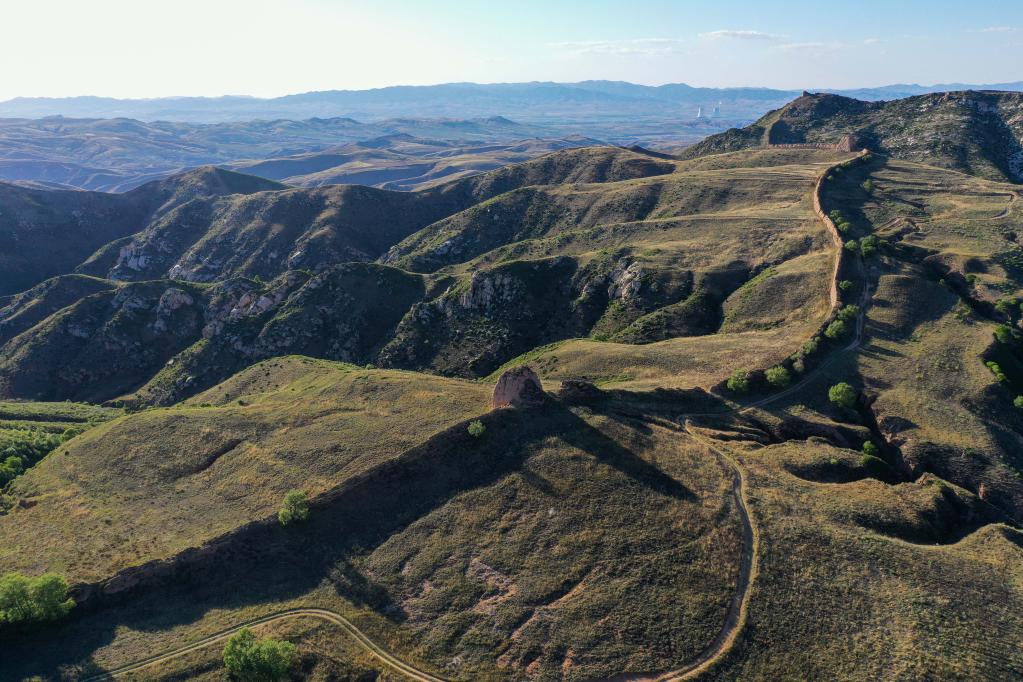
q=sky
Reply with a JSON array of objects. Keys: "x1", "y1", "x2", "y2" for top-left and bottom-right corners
[{"x1": 2, "y1": 0, "x2": 1021, "y2": 100}]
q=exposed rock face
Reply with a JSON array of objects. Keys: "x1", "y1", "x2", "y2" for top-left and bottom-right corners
[{"x1": 491, "y1": 366, "x2": 545, "y2": 409}]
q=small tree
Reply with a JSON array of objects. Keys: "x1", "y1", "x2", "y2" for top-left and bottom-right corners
[
  {"x1": 828, "y1": 382, "x2": 858, "y2": 409},
  {"x1": 859, "y1": 235, "x2": 879, "y2": 258},
  {"x1": 1014, "y1": 396, "x2": 1023, "y2": 409},
  {"x1": 837, "y1": 304, "x2": 860, "y2": 322},
  {"x1": 838, "y1": 279, "x2": 854, "y2": 292},
  {"x1": 467, "y1": 419, "x2": 486, "y2": 437},
  {"x1": 862, "y1": 441, "x2": 879, "y2": 457},
  {"x1": 765, "y1": 366, "x2": 791, "y2": 389},
  {"x1": 727, "y1": 369, "x2": 751, "y2": 393},
  {"x1": 278, "y1": 490, "x2": 309, "y2": 526},
  {"x1": 862, "y1": 179, "x2": 875, "y2": 193},
  {"x1": 844, "y1": 240, "x2": 860, "y2": 254},
  {"x1": 825, "y1": 319, "x2": 848, "y2": 340},
  {"x1": 995, "y1": 324, "x2": 1015, "y2": 344},
  {"x1": 0, "y1": 572, "x2": 74, "y2": 624},
  {"x1": 223, "y1": 628, "x2": 297, "y2": 682}
]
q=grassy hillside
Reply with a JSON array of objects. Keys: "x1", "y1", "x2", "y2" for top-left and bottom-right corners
[
  {"x1": 0, "y1": 146, "x2": 842, "y2": 403},
  {"x1": 0, "y1": 357, "x2": 489, "y2": 582},
  {"x1": 683, "y1": 91, "x2": 1023, "y2": 183},
  {"x1": 3, "y1": 140, "x2": 1023, "y2": 681}
]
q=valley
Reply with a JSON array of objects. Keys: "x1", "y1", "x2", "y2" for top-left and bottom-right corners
[{"x1": 1, "y1": 90, "x2": 1022, "y2": 681}]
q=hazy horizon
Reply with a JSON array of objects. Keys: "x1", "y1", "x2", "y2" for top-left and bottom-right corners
[{"x1": 3, "y1": 0, "x2": 1020, "y2": 102}]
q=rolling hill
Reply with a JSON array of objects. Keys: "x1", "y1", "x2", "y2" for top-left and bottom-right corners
[
  {"x1": 683, "y1": 90, "x2": 1023, "y2": 183},
  {"x1": 2, "y1": 92, "x2": 1023, "y2": 681}
]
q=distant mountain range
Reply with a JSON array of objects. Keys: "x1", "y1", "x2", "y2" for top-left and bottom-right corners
[
  {"x1": 0, "y1": 116, "x2": 574, "y2": 191},
  {"x1": 3, "y1": 80, "x2": 1021, "y2": 124}
]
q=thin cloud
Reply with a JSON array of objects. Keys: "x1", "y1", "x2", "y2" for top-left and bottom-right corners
[
  {"x1": 550, "y1": 38, "x2": 686, "y2": 56},
  {"x1": 975, "y1": 26, "x2": 1018, "y2": 33},
  {"x1": 774, "y1": 42, "x2": 834, "y2": 51},
  {"x1": 699, "y1": 30, "x2": 780, "y2": 41},
  {"x1": 863, "y1": 37, "x2": 883, "y2": 45}
]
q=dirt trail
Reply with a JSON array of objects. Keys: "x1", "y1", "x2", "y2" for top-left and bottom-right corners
[
  {"x1": 76, "y1": 155, "x2": 866, "y2": 682},
  {"x1": 81, "y1": 608, "x2": 447, "y2": 682},
  {"x1": 596, "y1": 423, "x2": 758, "y2": 682}
]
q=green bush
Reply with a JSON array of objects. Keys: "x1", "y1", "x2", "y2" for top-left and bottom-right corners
[
  {"x1": 0, "y1": 572, "x2": 74, "y2": 624},
  {"x1": 1014, "y1": 396, "x2": 1023, "y2": 409},
  {"x1": 825, "y1": 319, "x2": 848, "y2": 340},
  {"x1": 828, "y1": 382, "x2": 858, "y2": 409},
  {"x1": 844, "y1": 240, "x2": 860, "y2": 254},
  {"x1": 838, "y1": 279, "x2": 854, "y2": 292},
  {"x1": 995, "y1": 324, "x2": 1015, "y2": 344},
  {"x1": 801, "y1": 337, "x2": 820, "y2": 356},
  {"x1": 277, "y1": 489, "x2": 309, "y2": 526},
  {"x1": 0, "y1": 429, "x2": 69, "y2": 487},
  {"x1": 765, "y1": 366, "x2": 791, "y2": 389},
  {"x1": 467, "y1": 419, "x2": 486, "y2": 437},
  {"x1": 986, "y1": 361, "x2": 1008, "y2": 383},
  {"x1": 727, "y1": 369, "x2": 751, "y2": 393},
  {"x1": 860, "y1": 235, "x2": 879, "y2": 258},
  {"x1": 995, "y1": 298, "x2": 1018, "y2": 319},
  {"x1": 837, "y1": 304, "x2": 860, "y2": 322},
  {"x1": 862, "y1": 441, "x2": 879, "y2": 457},
  {"x1": 223, "y1": 628, "x2": 297, "y2": 682},
  {"x1": 861, "y1": 179, "x2": 874, "y2": 193}
]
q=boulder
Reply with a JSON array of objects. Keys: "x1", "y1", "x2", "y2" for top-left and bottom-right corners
[{"x1": 491, "y1": 366, "x2": 545, "y2": 409}]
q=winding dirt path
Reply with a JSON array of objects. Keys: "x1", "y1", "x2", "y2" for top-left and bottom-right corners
[
  {"x1": 80, "y1": 608, "x2": 447, "y2": 682},
  {"x1": 77, "y1": 154, "x2": 865, "y2": 682},
  {"x1": 597, "y1": 423, "x2": 758, "y2": 682}
]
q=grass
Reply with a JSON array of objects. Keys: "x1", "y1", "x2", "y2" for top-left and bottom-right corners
[
  {"x1": 0, "y1": 406, "x2": 741, "y2": 682},
  {"x1": 4, "y1": 148, "x2": 1023, "y2": 681},
  {"x1": 0, "y1": 357, "x2": 490, "y2": 582}
]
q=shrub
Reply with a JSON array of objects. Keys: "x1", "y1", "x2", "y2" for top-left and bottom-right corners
[
  {"x1": 727, "y1": 369, "x2": 751, "y2": 393},
  {"x1": 765, "y1": 366, "x2": 791, "y2": 389},
  {"x1": 277, "y1": 489, "x2": 309, "y2": 526},
  {"x1": 995, "y1": 298, "x2": 1018, "y2": 318},
  {"x1": 862, "y1": 441, "x2": 879, "y2": 457},
  {"x1": 801, "y1": 337, "x2": 820, "y2": 356},
  {"x1": 223, "y1": 628, "x2": 297, "y2": 682},
  {"x1": 829, "y1": 209, "x2": 844, "y2": 221},
  {"x1": 986, "y1": 361, "x2": 1008, "y2": 383},
  {"x1": 824, "y1": 319, "x2": 848, "y2": 340},
  {"x1": 837, "y1": 304, "x2": 860, "y2": 322},
  {"x1": 995, "y1": 324, "x2": 1015, "y2": 344},
  {"x1": 828, "y1": 382, "x2": 858, "y2": 409},
  {"x1": 859, "y1": 235, "x2": 879, "y2": 258},
  {"x1": 467, "y1": 419, "x2": 486, "y2": 437},
  {"x1": 0, "y1": 572, "x2": 74, "y2": 624},
  {"x1": 1015, "y1": 396, "x2": 1023, "y2": 409},
  {"x1": 844, "y1": 240, "x2": 860, "y2": 254},
  {"x1": 836, "y1": 220, "x2": 851, "y2": 234},
  {"x1": 838, "y1": 279, "x2": 854, "y2": 292},
  {"x1": 862, "y1": 179, "x2": 874, "y2": 193}
]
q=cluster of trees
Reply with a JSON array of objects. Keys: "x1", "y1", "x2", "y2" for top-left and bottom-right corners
[
  {"x1": 727, "y1": 306, "x2": 863, "y2": 397},
  {"x1": 0, "y1": 428, "x2": 79, "y2": 487},
  {"x1": 0, "y1": 572, "x2": 74, "y2": 625},
  {"x1": 829, "y1": 209, "x2": 853, "y2": 234},
  {"x1": 223, "y1": 628, "x2": 297, "y2": 681},
  {"x1": 844, "y1": 235, "x2": 882, "y2": 258}
]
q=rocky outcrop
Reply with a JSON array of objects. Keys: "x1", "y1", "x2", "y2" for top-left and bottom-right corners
[{"x1": 491, "y1": 366, "x2": 545, "y2": 409}]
